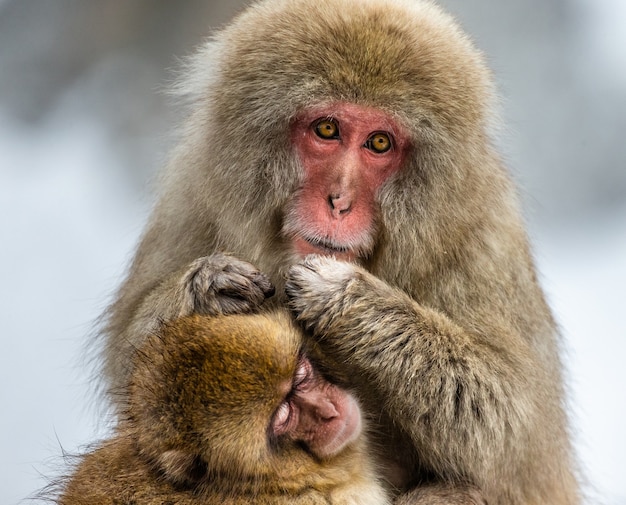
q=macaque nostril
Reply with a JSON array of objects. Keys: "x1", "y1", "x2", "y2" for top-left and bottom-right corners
[{"x1": 328, "y1": 195, "x2": 351, "y2": 215}]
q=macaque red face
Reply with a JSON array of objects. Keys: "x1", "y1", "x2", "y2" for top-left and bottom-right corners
[
  {"x1": 286, "y1": 102, "x2": 410, "y2": 262},
  {"x1": 271, "y1": 356, "x2": 362, "y2": 459}
]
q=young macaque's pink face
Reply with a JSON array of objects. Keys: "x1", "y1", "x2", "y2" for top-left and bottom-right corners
[
  {"x1": 271, "y1": 356, "x2": 362, "y2": 459},
  {"x1": 286, "y1": 102, "x2": 410, "y2": 262}
]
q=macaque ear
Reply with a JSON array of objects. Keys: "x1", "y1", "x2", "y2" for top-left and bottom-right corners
[{"x1": 156, "y1": 449, "x2": 208, "y2": 485}]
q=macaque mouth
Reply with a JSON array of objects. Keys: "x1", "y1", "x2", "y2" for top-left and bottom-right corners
[
  {"x1": 287, "y1": 229, "x2": 363, "y2": 261},
  {"x1": 304, "y1": 236, "x2": 350, "y2": 254}
]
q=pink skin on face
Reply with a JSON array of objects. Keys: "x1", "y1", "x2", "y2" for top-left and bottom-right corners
[
  {"x1": 287, "y1": 102, "x2": 410, "y2": 262},
  {"x1": 272, "y1": 357, "x2": 362, "y2": 459},
  {"x1": 293, "y1": 384, "x2": 362, "y2": 459}
]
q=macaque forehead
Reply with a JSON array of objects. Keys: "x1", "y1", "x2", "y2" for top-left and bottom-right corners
[{"x1": 216, "y1": 315, "x2": 300, "y2": 379}]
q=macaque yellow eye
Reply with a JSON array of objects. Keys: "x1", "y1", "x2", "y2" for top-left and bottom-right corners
[
  {"x1": 365, "y1": 133, "x2": 392, "y2": 153},
  {"x1": 315, "y1": 119, "x2": 339, "y2": 139}
]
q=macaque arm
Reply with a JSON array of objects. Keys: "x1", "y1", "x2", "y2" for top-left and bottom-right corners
[
  {"x1": 131, "y1": 252, "x2": 272, "y2": 327},
  {"x1": 286, "y1": 256, "x2": 535, "y2": 481},
  {"x1": 395, "y1": 484, "x2": 486, "y2": 505}
]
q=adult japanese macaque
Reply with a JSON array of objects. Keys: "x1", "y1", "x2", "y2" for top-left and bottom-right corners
[
  {"x1": 61, "y1": 312, "x2": 387, "y2": 505},
  {"x1": 99, "y1": 0, "x2": 580, "y2": 503}
]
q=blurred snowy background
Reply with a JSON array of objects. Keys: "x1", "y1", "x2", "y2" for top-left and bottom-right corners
[{"x1": 0, "y1": 1, "x2": 624, "y2": 504}]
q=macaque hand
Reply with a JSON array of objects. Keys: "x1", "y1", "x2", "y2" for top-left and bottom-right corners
[
  {"x1": 180, "y1": 253, "x2": 275, "y2": 316},
  {"x1": 285, "y1": 255, "x2": 404, "y2": 350}
]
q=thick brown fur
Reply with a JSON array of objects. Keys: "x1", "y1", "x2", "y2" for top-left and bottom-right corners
[
  {"x1": 62, "y1": 312, "x2": 388, "y2": 505},
  {"x1": 99, "y1": 0, "x2": 580, "y2": 503}
]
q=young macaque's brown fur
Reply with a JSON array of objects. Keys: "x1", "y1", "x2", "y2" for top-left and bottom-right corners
[
  {"x1": 61, "y1": 312, "x2": 387, "y2": 505},
  {"x1": 98, "y1": 0, "x2": 580, "y2": 503}
]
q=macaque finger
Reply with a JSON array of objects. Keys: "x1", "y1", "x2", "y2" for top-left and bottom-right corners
[{"x1": 182, "y1": 253, "x2": 275, "y2": 315}]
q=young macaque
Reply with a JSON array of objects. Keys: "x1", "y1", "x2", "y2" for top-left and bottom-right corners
[{"x1": 60, "y1": 312, "x2": 388, "y2": 505}]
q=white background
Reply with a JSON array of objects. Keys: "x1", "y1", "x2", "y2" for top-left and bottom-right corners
[{"x1": 0, "y1": 1, "x2": 624, "y2": 503}]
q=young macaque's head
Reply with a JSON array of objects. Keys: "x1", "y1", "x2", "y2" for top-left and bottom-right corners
[{"x1": 126, "y1": 312, "x2": 365, "y2": 491}]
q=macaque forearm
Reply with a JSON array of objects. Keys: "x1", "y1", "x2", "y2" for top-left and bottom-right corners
[{"x1": 287, "y1": 256, "x2": 534, "y2": 478}]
